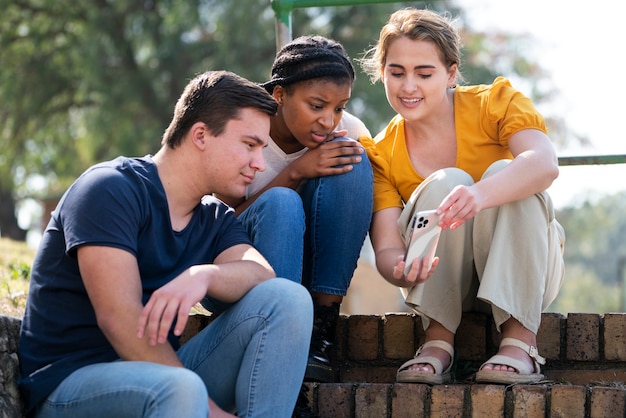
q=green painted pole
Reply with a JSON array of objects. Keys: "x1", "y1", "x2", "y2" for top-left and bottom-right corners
[{"x1": 271, "y1": 0, "x2": 401, "y2": 49}]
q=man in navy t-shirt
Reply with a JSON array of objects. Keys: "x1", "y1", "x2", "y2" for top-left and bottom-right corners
[{"x1": 18, "y1": 70, "x2": 314, "y2": 418}]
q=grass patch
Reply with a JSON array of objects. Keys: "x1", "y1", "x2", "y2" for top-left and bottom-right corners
[
  {"x1": 0, "y1": 238, "x2": 210, "y2": 319},
  {"x1": 0, "y1": 237, "x2": 36, "y2": 318}
]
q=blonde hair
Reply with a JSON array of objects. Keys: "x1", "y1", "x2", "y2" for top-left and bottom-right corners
[{"x1": 359, "y1": 8, "x2": 463, "y2": 84}]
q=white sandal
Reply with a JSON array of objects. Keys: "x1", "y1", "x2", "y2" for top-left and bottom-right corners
[
  {"x1": 396, "y1": 340, "x2": 454, "y2": 384},
  {"x1": 475, "y1": 337, "x2": 546, "y2": 384}
]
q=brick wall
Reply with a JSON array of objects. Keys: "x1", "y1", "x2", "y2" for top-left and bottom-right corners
[
  {"x1": 0, "y1": 315, "x2": 23, "y2": 418},
  {"x1": 325, "y1": 312, "x2": 626, "y2": 385}
]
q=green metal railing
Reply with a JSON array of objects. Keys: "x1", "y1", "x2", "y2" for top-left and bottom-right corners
[{"x1": 557, "y1": 154, "x2": 626, "y2": 166}]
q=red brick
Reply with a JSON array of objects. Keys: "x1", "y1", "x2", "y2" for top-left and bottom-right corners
[
  {"x1": 179, "y1": 313, "x2": 212, "y2": 345},
  {"x1": 391, "y1": 384, "x2": 428, "y2": 418},
  {"x1": 348, "y1": 315, "x2": 380, "y2": 361},
  {"x1": 549, "y1": 385, "x2": 587, "y2": 418},
  {"x1": 334, "y1": 315, "x2": 348, "y2": 363},
  {"x1": 383, "y1": 313, "x2": 415, "y2": 360},
  {"x1": 355, "y1": 383, "x2": 390, "y2": 418},
  {"x1": 566, "y1": 313, "x2": 600, "y2": 361},
  {"x1": 510, "y1": 385, "x2": 547, "y2": 417},
  {"x1": 430, "y1": 385, "x2": 465, "y2": 418},
  {"x1": 589, "y1": 386, "x2": 626, "y2": 418},
  {"x1": 470, "y1": 384, "x2": 505, "y2": 417},
  {"x1": 301, "y1": 382, "x2": 316, "y2": 412},
  {"x1": 487, "y1": 320, "x2": 501, "y2": 354},
  {"x1": 413, "y1": 315, "x2": 426, "y2": 346},
  {"x1": 456, "y1": 312, "x2": 488, "y2": 361},
  {"x1": 546, "y1": 370, "x2": 626, "y2": 386},
  {"x1": 317, "y1": 383, "x2": 352, "y2": 418},
  {"x1": 341, "y1": 366, "x2": 396, "y2": 384},
  {"x1": 603, "y1": 313, "x2": 626, "y2": 361},
  {"x1": 537, "y1": 312, "x2": 563, "y2": 360}
]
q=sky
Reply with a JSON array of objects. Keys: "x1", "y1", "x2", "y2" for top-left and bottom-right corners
[{"x1": 456, "y1": 0, "x2": 625, "y2": 208}]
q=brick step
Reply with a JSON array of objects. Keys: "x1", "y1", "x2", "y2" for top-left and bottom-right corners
[
  {"x1": 301, "y1": 381, "x2": 626, "y2": 417},
  {"x1": 182, "y1": 311, "x2": 626, "y2": 383},
  {"x1": 289, "y1": 312, "x2": 626, "y2": 418},
  {"x1": 3, "y1": 312, "x2": 625, "y2": 418},
  {"x1": 182, "y1": 312, "x2": 626, "y2": 417}
]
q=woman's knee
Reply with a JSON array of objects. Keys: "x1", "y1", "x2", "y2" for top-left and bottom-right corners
[
  {"x1": 482, "y1": 159, "x2": 511, "y2": 179},
  {"x1": 415, "y1": 168, "x2": 474, "y2": 204},
  {"x1": 254, "y1": 187, "x2": 303, "y2": 212},
  {"x1": 321, "y1": 152, "x2": 373, "y2": 197},
  {"x1": 436, "y1": 167, "x2": 474, "y2": 188},
  {"x1": 244, "y1": 187, "x2": 305, "y2": 231}
]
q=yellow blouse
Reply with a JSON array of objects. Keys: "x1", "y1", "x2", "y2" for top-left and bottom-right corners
[{"x1": 363, "y1": 77, "x2": 547, "y2": 212}]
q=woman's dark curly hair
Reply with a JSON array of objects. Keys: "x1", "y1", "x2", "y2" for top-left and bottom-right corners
[{"x1": 261, "y1": 35, "x2": 355, "y2": 94}]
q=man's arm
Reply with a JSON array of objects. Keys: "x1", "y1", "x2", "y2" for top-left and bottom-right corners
[
  {"x1": 77, "y1": 245, "x2": 183, "y2": 365},
  {"x1": 137, "y1": 243, "x2": 275, "y2": 346},
  {"x1": 79, "y1": 245, "x2": 244, "y2": 418}
]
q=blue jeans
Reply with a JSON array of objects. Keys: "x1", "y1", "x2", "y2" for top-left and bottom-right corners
[
  {"x1": 239, "y1": 146, "x2": 373, "y2": 296},
  {"x1": 35, "y1": 279, "x2": 313, "y2": 418}
]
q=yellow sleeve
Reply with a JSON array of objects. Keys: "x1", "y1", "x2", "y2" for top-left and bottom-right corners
[
  {"x1": 454, "y1": 77, "x2": 547, "y2": 181},
  {"x1": 362, "y1": 119, "x2": 408, "y2": 213},
  {"x1": 483, "y1": 77, "x2": 547, "y2": 146}
]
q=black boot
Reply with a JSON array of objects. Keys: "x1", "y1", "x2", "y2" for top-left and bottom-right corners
[
  {"x1": 304, "y1": 300, "x2": 340, "y2": 382},
  {"x1": 292, "y1": 383, "x2": 319, "y2": 418}
]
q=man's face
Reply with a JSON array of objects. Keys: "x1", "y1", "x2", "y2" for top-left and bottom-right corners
[{"x1": 205, "y1": 107, "x2": 270, "y2": 199}]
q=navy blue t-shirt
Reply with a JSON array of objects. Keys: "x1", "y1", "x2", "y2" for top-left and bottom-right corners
[{"x1": 18, "y1": 156, "x2": 252, "y2": 414}]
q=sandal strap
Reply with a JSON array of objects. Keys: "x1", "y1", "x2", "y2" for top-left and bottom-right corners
[
  {"x1": 398, "y1": 340, "x2": 455, "y2": 375},
  {"x1": 416, "y1": 340, "x2": 454, "y2": 358},
  {"x1": 500, "y1": 337, "x2": 546, "y2": 366}
]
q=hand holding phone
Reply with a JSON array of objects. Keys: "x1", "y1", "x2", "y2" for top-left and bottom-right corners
[{"x1": 403, "y1": 210, "x2": 442, "y2": 276}]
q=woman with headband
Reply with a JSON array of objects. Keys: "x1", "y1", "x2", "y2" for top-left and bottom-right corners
[{"x1": 215, "y1": 35, "x2": 373, "y2": 394}]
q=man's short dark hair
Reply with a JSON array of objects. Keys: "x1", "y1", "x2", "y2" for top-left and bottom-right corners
[{"x1": 162, "y1": 70, "x2": 278, "y2": 148}]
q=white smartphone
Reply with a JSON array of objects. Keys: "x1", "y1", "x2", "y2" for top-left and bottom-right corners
[{"x1": 403, "y1": 209, "x2": 442, "y2": 275}]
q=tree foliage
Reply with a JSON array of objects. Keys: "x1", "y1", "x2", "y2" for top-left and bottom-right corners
[
  {"x1": 1, "y1": 0, "x2": 563, "y2": 239},
  {"x1": 546, "y1": 191, "x2": 626, "y2": 313}
]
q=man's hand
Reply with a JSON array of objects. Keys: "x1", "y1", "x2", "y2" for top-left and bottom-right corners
[{"x1": 137, "y1": 265, "x2": 213, "y2": 345}]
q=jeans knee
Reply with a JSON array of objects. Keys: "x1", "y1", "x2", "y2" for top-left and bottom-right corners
[
  {"x1": 256, "y1": 187, "x2": 303, "y2": 212},
  {"x1": 144, "y1": 368, "x2": 208, "y2": 417},
  {"x1": 250, "y1": 188, "x2": 305, "y2": 228},
  {"x1": 321, "y1": 157, "x2": 373, "y2": 199},
  {"x1": 254, "y1": 279, "x2": 313, "y2": 321},
  {"x1": 163, "y1": 368, "x2": 207, "y2": 398}
]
